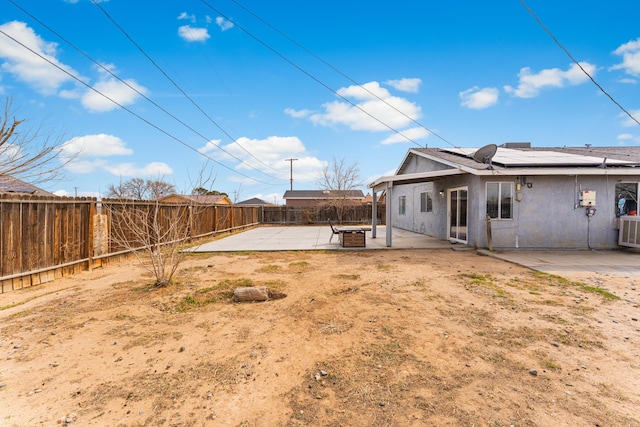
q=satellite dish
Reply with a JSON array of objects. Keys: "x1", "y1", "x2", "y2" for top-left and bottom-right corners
[{"x1": 472, "y1": 144, "x2": 497, "y2": 169}]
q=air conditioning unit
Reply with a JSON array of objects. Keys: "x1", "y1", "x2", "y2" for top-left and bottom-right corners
[{"x1": 618, "y1": 216, "x2": 640, "y2": 248}]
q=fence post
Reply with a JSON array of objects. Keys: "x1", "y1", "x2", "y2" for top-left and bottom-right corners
[{"x1": 87, "y1": 199, "x2": 95, "y2": 271}]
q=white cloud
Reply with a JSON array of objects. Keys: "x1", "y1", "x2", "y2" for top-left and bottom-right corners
[
  {"x1": 62, "y1": 134, "x2": 133, "y2": 158},
  {"x1": 620, "y1": 109, "x2": 640, "y2": 127},
  {"x1": 177, "y1": 12, "x2": 196, "y2": 23},
  {"x1": 199, "y1": 135, "x2": 325, "y2": 182},
  {"x1": 178, "y1": 25, "x2": 210, "y2": 42},
  {"x1": 216, "y1": 17, "x2": 234, "y2": 31},
  {"x1": 459, "y1": 86, "x2": 499, "y2": 109},
  {"x1": 104, "y1": 162, "x2": 173, "y2": 177},
  {"x1": 284, "y1": 107, "x2": 313, "y2": 118},
  {"x1": 616, "y1": 133, "x2": 640, "y2": 144},
  {"x1": 611, "y1": 38, "x2": 640, "y2": 76},
  {"x1": 64, "y1": 158, "x2": 109, "y2": 174},
  {"x1": 385, "y1": 78, "x2": 422, "y2": 93},
  {"x1": 304, "y1": 81, "x2": 422, "y2": 132},
  {"x1": 381, "y1": 127, "x2": 430, "y2": 145},
  {"x1": 60, "y1": 133, "x2": 170, "y2": 178},
  {"x1": 0, "y1": 143, "x2": 21, "y2": 161},
  {"x1": 81, "y1": 65, "x2": 147, "y2": 112},
  {"x1": 504, "y1": 62, "x2": 596, "y2": 98},
  {"x1": 0, "y1": 21, "x2": 77, "y2": 95}
]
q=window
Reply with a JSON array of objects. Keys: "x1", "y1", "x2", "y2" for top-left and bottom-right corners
[
  {"x1": 615, "y1": 182, "x2": 638, "y2": 216},
  {"x1": 399, "y1": 196, "x2": 406, "y2": 215},
  {"x1": 420, "y1": 192, "x2": 433, "y2": 213},
  {"x1": 486, "y1": 182, "x2": 513, "y2": 219}
]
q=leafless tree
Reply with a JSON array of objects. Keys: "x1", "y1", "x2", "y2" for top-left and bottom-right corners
[
  {"x1": 103, "y1": 168, "x2": 217, "y2": 287},
  {"x1": 0, "y1": 98, "x2": 67, "y2": 184},
  {"x1": 318, "y1": 157, "x2": 363, "y2": 222},
  {"x1": 106, "y1": 177, "x2": 176, "y2": 200}
]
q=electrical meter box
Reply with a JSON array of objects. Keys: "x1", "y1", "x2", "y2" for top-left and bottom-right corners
[{"x1": 580, "y1": 190, "x2": 596, "y2": 207}]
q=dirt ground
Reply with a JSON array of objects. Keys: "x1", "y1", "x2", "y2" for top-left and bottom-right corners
[{"x1": 1, "y1": 248, "x2": 639, "y2": 427}]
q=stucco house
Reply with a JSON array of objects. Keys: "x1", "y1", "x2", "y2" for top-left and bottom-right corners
[
  {"x1": 368, "y1": 143, "x2": 640, "y2": 250},
  {"x1": 283, "y1": 190, "x2": 365, "y2": 208}
]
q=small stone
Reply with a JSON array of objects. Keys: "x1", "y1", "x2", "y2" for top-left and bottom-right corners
[
  {"x1": 50, "y1": 362, "x2": 59, "y2": 367},
  {"x1": 580, "y1": 365, "x2": 587, "y2": 369},
  {"x1": 465, "y1": 363, "x2": 471, "y2": 367},
  {"x1": 0, "y1": 382, "x2": 5, "y2": 388},
  {"x1": 65, "y1": 417, "x2": 73, "y2": 424},
  {"x1": 13, "y1": 344, "x2": 22, "y2": 349},
  {"x1": 551, "y1": 342, "x2": 559, "y2": 347},
  {"x1": 613, "y1": 319, "x2": 618, "y2": 323},
  {"x1": 179, "y1": 346, "x2": 185, "y2": 353},
  {"x1": 114, "y1": 357, "x2": 123, "y2": 363},
  {"x1": 379, "y1": 402, "x2": 385, "y2": 407},
  {"x1": 34, "y1": 388, "x2": 42, "y2": 393},
  {"x1": 529, "y1": 369, "x2": 538, "y2": 376},
  {"x1": 632, "y1": 318, "x2": 638, "y2": 322},
  {"x1": 565, "y1": 391, "x2": 571, "y2": 395},
  {"x1": 319, "y1": 370, "x2": 328, "y2": 377}
]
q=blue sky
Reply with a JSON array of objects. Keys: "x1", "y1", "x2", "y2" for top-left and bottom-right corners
[{"x1": 1, "y1": 0, "x2": 639, "y2": 202}]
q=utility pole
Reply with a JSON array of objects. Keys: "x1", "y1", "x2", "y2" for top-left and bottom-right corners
[{"x1": 285, "y1": 158, "x2": 298, "y2": 191}]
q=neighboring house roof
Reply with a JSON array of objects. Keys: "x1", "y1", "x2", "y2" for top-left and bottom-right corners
[
  {"x1": 236, "y1": 197, "x2": 272, "y2": 205},
  {"x1": 159, "y1": 194, "x2": 233, "y2": 204},
  {"x1": 0, "y1": 174, "x2": 56, "y2": 196},
  {"x1": 369, "y1": 145, "x2": 640, "y2": 190},
  {"x1": 283, "y1": 190, "x2": 365, "y2": 199}
]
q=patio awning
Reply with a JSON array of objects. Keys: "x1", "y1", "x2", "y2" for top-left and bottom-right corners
[{"x1": 368, "y1": 169, "x2": 467, "y2": 192}]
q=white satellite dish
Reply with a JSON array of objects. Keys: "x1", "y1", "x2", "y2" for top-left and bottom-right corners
[{"x1": 472, "y1": 144, "x2": 497, "y2": 169}]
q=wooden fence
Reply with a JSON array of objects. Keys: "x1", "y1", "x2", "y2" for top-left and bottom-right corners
[
  {"x1": 0, "y1": 194, "x2": 95, "y2": 293},
  {"x1": 261, "y1": 205, "x2": 385, "y2": 225},
  {"x1": 0, "y1": 195, "x2": 259, "y2": 293}
]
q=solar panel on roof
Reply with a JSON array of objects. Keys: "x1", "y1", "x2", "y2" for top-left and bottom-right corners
[{"x1": 441, "y1": 147, "x2": 635, "y2": 167}]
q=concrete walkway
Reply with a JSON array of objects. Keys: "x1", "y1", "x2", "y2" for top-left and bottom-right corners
[{"x1": 478, "y1": 249, "x2": 640, "y2": 278}]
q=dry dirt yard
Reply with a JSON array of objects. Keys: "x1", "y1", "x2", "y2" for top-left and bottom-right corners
[{"x1": 1, "y1": 248, "x2": 639, "y2": 427}]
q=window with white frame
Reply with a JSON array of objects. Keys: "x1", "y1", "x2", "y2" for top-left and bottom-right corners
[
  {"x1": 420, "y1": 192, "x2": 433, "y2": 213},
  {"x1": 399, "y1": 196, "x2": 406, "y2": 215},
  {"x1": 486, "y1": 182, "x2": 513, "y2": 219}
]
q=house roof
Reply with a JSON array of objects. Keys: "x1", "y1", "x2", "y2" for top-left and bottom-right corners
[
  {"x1": 0, "y1": 174, "x2": 56, "y2": 196},
  {"x1": 159, "y1": 194, "x2": 232, "y2": 204},
  {"x1": 236, "y1": 197, "x2": 272, "y2": 205},
  {"x1": 283, "y1": 190, "x2": 365, "y2": 199},
  {"x1": 369, "y1": 146, "x2": 640, "y2": 191}
]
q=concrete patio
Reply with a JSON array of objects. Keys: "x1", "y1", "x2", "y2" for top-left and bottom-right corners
[
  {"x1": 190, "y1": 225, "x2": 456, "y2": 252},
  {"x1": 189, "y1": 225, "x2": 640, "y2": 279}
]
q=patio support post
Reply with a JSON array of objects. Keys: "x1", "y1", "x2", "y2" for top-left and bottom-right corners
[
  {"x1": 386, "y1": 182, "x2": 393, "y2": 247},
  {"x1": 371, "y1": 189, "x2": 377, "y2": 239}
]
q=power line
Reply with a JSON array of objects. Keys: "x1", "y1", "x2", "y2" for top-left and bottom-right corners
[
  {"x1": 0, "y1": 28, "x2": 274, "y2": 185},
  {"x1": 200, "y1": 0, "x2": 443, "y2": 149},
  {"x1": 8, "y1": 0, "x2": 283, "y2": 184},
  {"x1": 90, "y1": 0, "x2": 287, "y2": 176},
  {"x1": 228, "y1": 0, "x2": 456, "y2": 148},
  {"x1": 520, "y1": 0, "x2": 640, "y2": 127}
]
